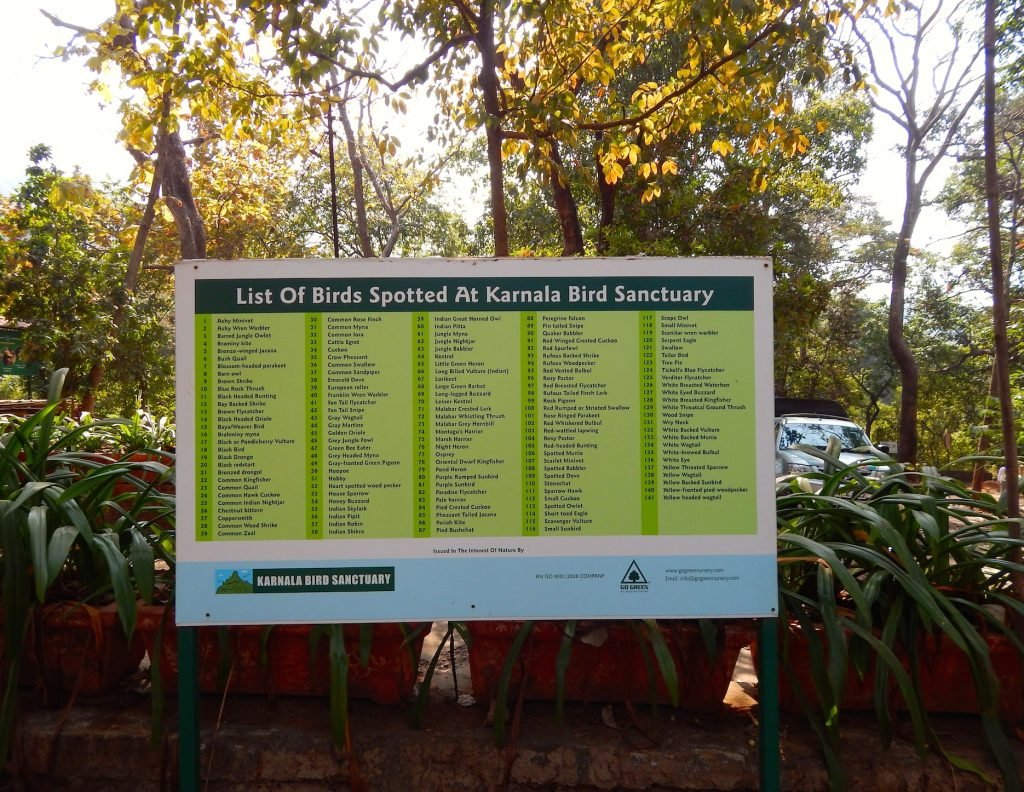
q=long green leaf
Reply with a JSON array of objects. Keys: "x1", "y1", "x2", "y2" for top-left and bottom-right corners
[
  {"x1": 358, "y1": 623, "x2": 374, "y2": 667},
  {"x1": 43, "y1": 486, "x2": 96, "y2": 545},
  {"x1": 27, "y1": 505, "x2": 49, "y2": 602},
  {"x1": 411, "y1": 623, "x2": 454, "y2": 728},
  {"x1": 94, "y1": 533, "x2": 136, "y2": 639},
  {"x1": 38, "y1": 368, "x2": 68, "y2": 457},
  {"x1": 643, "y1": 620, "x2": 679, "y2": 707},
  {"x1": 554, "y1": 620, "x2": 576, "y2": 720},
  {"x1": 494, "y1": 620, "x2": 533, "y2": 746},
  {"x1": 9, "y1": 481, "x2": 56, "y2": 512},
  {"x1": 46, "y1": 524, "x2": 80, "y2": 586},
  {"x1": 327, "y1": 625, "x2": 349, "y2": 750},
  {"x1": 130, "y1": 526, "x2": 155, "y2": 604}
]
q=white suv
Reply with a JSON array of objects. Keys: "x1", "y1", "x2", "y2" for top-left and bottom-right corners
[{"x1": 774, "y1": 399, "x2": 887, "y2": 479}]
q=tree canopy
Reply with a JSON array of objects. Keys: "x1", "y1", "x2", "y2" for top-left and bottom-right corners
[{"x1": 9, "y1": 0, "x2": 1021, "y2": 479}]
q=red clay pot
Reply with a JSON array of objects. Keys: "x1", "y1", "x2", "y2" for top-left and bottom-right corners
[
  {"x1": 35, "y1": 602, "x2": 144, "y2": 696},
  {"x1": 466, "y1": 619, "x2": 751, "y2": 712},
  {"x1": 136, "y1": 606, "x2": 426, "y2": 704},
  {"x1": 761, "y1": 624, "x2": 1024, "y2": 721}
]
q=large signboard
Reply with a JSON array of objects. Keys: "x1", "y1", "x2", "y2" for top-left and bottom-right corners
[{"x1": 175, "y1": 258, "x2": 776, "y2": 625}]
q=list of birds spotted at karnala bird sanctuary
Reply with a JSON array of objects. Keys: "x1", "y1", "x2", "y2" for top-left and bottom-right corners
[{"x1": 192, "y1": 271, "x2": 761, "y2": 543}]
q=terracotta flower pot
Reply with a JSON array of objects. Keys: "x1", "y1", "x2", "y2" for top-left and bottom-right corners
[
  {"x1": 760, "y1": 623, "x2": 1024, "y2": 721},
  {"x1": 35, "y1": 602, "x2": 144, "y2": 696},
  {"x1": 466, "y1": 619, "x2": 751, "y2": 712},
  {"x1": 136, "y1": 606, "x2": 426, "y2": 704}
]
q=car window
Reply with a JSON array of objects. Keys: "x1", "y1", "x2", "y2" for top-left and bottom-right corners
[{"x1": 779, "y1": 422, "x2": 870, "y2": 452}]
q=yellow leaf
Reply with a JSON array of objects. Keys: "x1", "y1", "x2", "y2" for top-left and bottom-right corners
[
  {"x1": 815, "y1": 120, "x2": 828, "y2": 133},
  {"x1": 641, "y1": 184, "x2": 661, "y2": 203},
  {"x1": 661, "y1": 160, "x2": 678, "y2": 176},
  {"x1": 711, "y1": 139, "x2": 734, "y2": 157},
  {"x1": 604, "y1": 161, "x2": 624, "y2": 185},
  {"x1": 688, "y1": 121, "x2": 701, "y2": 134}
]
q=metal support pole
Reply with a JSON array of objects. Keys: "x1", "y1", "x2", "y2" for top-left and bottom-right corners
[
  {"x1": 757, "y1": 617, "x2": 780, "y2": 791},
  {"x1": 178, "y1": 626, "x2": 201, "y2": 791}
]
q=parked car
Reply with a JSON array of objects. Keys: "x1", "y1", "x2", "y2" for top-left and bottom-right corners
[{"x1": 774, "y1": 398, "x2": 889, "y2": 480}]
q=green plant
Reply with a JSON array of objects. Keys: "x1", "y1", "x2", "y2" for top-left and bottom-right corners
[
  {"x1": 412, "y1": 620, "x2": 471, "y2": 728},
  {"x1": 310, "y1": 622, "x2": 427, "y2": 751},
  {"x1": 477, "y1": 618, "x2": 686, "y2": 745},
  {"x1": 50, "y1": 408, "x2": 175, "y2": 455},
  {"x1": 776, "y1": 455, "x2": 1024, "y2": 791},
  {"x1": 0, "y1": 369, "x2": 175, "y2": 769}
]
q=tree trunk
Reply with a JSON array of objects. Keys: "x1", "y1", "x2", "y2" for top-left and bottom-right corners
[
  {"x1": 162, "y1": 132, "x2": 207, "y2": 260},
  {"x1": 477, "y1": 0, "x2": 509, "y2": 256},
  {"x1": 326, "y1": 102, "x2": 342, "y2": 257},
  {"x1": 971, "y1": 363, "x2": 998, "y2": 491},
  {"x1": 595, "y1": 134, "x2": 616, "y2": 254},
  {"x1": 548, "y1": 142, "x2": 583, "y2": 255},
  {"x1": 983, "y1": 0, "x2": 1022, "y2": 626},
  {"x1": 889, "y1": 175, "x2": 923, "y2": 463},
  {"x1": 77, "y1": 362, "x2": 103, "y2": 415},
  {"x1": 337, "y1": 102, "x2": 374, "y2": 257}
]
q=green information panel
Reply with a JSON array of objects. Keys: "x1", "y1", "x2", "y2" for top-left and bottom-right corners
[{"x1": 192, "y1": 286, "x2": 757, "y2": 540}]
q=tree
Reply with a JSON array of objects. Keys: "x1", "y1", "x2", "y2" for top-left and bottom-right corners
[
  {"x1": 55, "y1": 0, "x2": 876, "y2": 264},
  {"x1": 905, "y1": 273, "x2": 993, "y2": 463},
  {"x1": 236, "y1": 0, "x2": 865, "y2": 255},
  {"x1": 846, "y1": 0, "x2": 983, "y2": 462},
  {"x1": 0, "y1": 147, "x2": 174, "y2": 412},
  {"x1": 47, "y1": 0, "x2": 309, "y2": 406},
  {"x1": 284, "y1": 121, "x2": 473, "y2": 258},
  {"x1": 983, "y1": 0, "x2": 1022, "y2": 621},
  {"x1": 941, "y1": 89, "x2": 1024, "y2": 486}
]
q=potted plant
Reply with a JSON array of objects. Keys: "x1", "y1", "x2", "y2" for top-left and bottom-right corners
[
  {"x1": 773, "y1": 451, "x2": 1024, "y2": 790},
  {"x1": 0, "y1": 370, "x2": 174, "y2": 768}
]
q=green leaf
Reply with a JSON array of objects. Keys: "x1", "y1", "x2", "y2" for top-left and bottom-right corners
[
  {"x1": 27, "y1": 506, "x2": 49, "y2": 603},
  {"x1": 554, "y1": 620, "x2": 576, "y2": 720},
  {"x1": 643, "y1": 620, "x2": 679, "y2": 707},
  {"x1": 494, "y1": 621, "x2": 533, "y2": 745},
  {"x1": 129, "y1": 526, "x2": 155, "y2": 604},
  {"x1": 327, "y1": 624, "x2": 350, "y2": 750},
  {"x1": 94, "y1": 533, "x2": 135, "y2": 639},
  {"x1": 46, "y1": 525, "x2": 80, "y2": 587}
]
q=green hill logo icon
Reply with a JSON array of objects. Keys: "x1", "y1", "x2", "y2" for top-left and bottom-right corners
[{"x1": 216, "y1": 570, "x2": 254, "y2": 594}]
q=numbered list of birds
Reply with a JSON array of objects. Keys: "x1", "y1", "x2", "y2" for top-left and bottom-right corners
[{"x1": 193, "y1": 276, "x2": 758, "y2": 543}]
